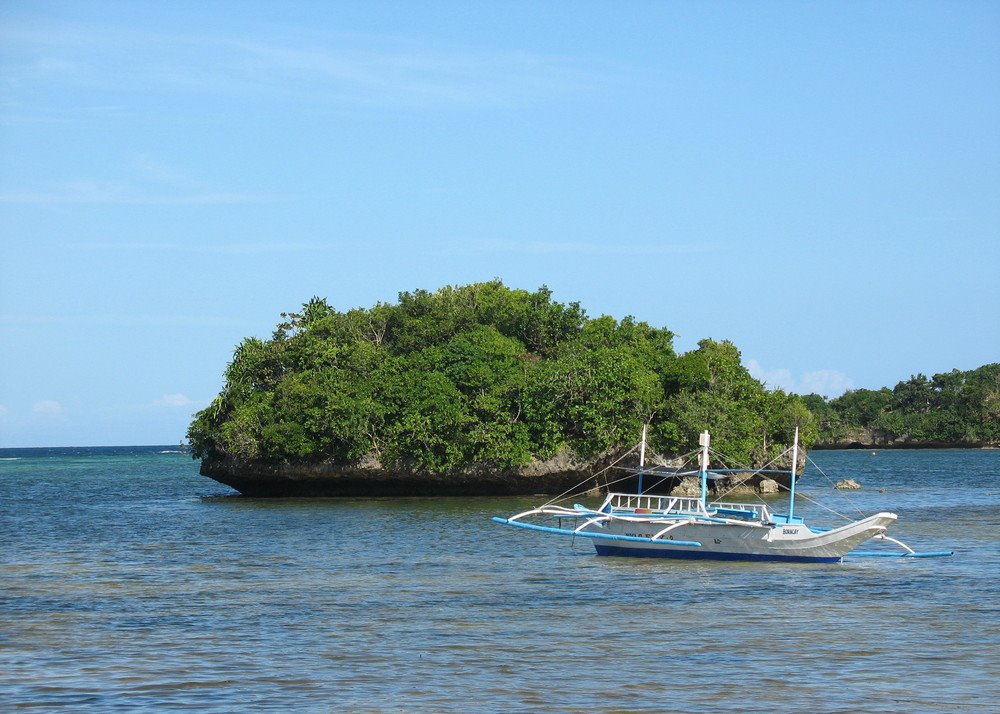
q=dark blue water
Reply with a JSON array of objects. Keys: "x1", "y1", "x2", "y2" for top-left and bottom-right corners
[{"x1": 1, "y1": 447, "x2": 998, "y2": 711}]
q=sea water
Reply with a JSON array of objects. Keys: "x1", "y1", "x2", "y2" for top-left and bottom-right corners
[{"x1": 1, "y1": 447, "x2": 997, "y2": 712}]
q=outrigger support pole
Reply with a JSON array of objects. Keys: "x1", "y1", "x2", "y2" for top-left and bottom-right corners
[{"x1": 849, "y1": 533, "x2": 954, "y2": 558}]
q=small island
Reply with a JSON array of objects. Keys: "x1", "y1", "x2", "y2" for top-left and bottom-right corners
[
  {"x1": 189, "y1": 282, "x2": 999, "y2": 496},
  {"x1": 189, "y1": 281, "x2": 813, "y2": 496}
]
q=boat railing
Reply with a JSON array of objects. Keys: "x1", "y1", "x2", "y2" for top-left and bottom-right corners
[{"x1": 608, "y1": 493, "x2": 705, "y2": 514}]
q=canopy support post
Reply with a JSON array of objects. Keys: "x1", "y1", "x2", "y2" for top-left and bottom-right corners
[
  {"x1": 698, "y1": 430, "x2": 710, "y2": 506},
  {"x1": 788, "y1": 427, "x2": 799, "y2": 521},
  {"x1": 637, "y1": 424, "x2": 647, "y2": 495}
]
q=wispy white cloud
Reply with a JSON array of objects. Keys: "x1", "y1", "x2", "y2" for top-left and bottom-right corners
[
  {"x1": 1, "y1": 19, "x2": 604, "y2": 115},
  {"x1": 0, "y1": 313, "x2": 64, "y2": 325},
  {"x1": 32, "y1": 400, "x2": 65, "y2": 416},
  {"x1": 227, "y1": 39, "x2": 599, "y2": 108},
  {"x1": 131, "y1": 154, "x2": 192, "y2": 185},
  {"x1": 77, "y1": 240, "x2": 316, "y2": 255},
  {"x1": 34, "y1": 57, "x2": 80, "y2": 74},
  {"x1": 745, "y1": 359, "x2": 855, "y2": 398},
  {"x1": 463, "y1": 239, "x2": 712, "y2": 256},
  {"x1": 0, "y1": 142, "x2": 283, "y2": 206},
  {"x1": 1, "y1": 312, "x2": 243, "y2": 328},
  {"x1": 152, "y1": 393, "x2": 196, "y2": 409},
  {"x1": 0, "y1": 181, "x2": 278, "y2": 206},
  {"x1": 746, "y1": 360, "x2": 795, "y2": 392},
  {"x1": 798, "y1": 370, "x2": 856, "y2": 397}
]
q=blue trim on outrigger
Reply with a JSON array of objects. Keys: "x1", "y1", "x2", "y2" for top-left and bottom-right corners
[{"x1": 491, "y1": 517, "x2": 703, "y2": 547}]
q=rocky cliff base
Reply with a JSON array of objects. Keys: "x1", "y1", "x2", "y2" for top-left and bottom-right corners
[
  {"x1": 202, "y1": 452, "x2": 599, "y2": 497},
  {"x1": 200, "y1": 451, "x2": 792, "y2": 498}
]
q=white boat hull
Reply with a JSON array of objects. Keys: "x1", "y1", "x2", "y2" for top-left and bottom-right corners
[{"x1": 586, "y1": 513, "x2": 898, "y2": 563}]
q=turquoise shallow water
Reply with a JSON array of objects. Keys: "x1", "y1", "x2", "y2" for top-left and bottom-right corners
[{"x1": 1, "y1": 447, "x2": 998, "y2": 712}]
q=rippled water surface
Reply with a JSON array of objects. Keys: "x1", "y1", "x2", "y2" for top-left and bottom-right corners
[{"x1": 1, "y1": 447, "x2": 998, "y2": 711}]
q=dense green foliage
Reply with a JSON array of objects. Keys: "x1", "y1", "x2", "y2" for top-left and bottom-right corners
[
  {"x1": 188, "y1": 281, "x2": 815, "y2": 471},
  {"x1": 804, "y1": 364, "x2": 1000, "y2": 446}
]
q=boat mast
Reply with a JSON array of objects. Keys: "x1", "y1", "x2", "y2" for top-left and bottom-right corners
[
  {"x1": 637, "y1": 424, "x2": 647, "y2": 494},
  {"x1": 787, "y1": 427, "x2": 799, "y2": 521},
  {"x1": 699, "y1": 430, "x2": 710, "y2": 504}
]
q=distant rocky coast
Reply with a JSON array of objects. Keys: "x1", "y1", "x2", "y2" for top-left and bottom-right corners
[{"x1": 813, "y1": 428, "x2": 993, "y2": 450}]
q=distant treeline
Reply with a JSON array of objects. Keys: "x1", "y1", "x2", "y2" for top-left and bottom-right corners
[
  {"x1": 188, "y1": 281, "x2": 814, "y2": 471},
  {"x1": 802, "y1": 365, "x2": 1000, "y2": 447}
]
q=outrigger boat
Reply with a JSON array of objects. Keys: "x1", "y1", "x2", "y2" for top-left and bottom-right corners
[{"x1": 493, "y1": 428, "x2": 951, "y2": 563}]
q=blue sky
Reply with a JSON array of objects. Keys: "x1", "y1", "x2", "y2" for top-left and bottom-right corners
[{"x1": 1, "y1": 1, "x2": 998, "y2": 447}]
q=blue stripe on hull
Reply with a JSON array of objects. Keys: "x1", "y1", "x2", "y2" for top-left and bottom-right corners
[{"x1": 593, "y1": 543, "x2": 843, "y2": 563}]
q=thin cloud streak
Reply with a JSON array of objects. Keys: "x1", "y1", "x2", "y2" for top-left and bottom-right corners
[
  {"x1": 76, "y1": 240, "x2": 320, "y2": 255},
  {"x1": 1, "y1": 312, "x2": 249, "y2": 328},
  {"x1": 228, "y1": 39, "x2": 599, "y2": 107},
  {"x1": 151, "y1": 394, "x2": 197, "y2": 409},
  {"x1": 32, "y1": 400, "x2": 65, "y2": 416},
  {"x1": 0, "y1": 184, "x2": 280, "y2": 206},
  {"x1": 463, "y1": 239, "x2": 714, "y2": 256},
  {"x1": 2, "y1": 20, "x2": 606, "y2": 113}
]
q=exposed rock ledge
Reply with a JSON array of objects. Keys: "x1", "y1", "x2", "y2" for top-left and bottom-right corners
[
  {"x1": 835, "y1": 479, "x2": 863, "y2": 490},
  {"x1": 201, "y1": 451, "x2": 599, "y2": 497},
  {"x1": 200, "y1": 450, "x2": 794, "y2": 498}
]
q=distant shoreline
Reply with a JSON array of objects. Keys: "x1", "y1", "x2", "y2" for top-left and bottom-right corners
[
  {"x1": 812, "y1": 442, "x2": 996, "y2": 450},
  {"x1": 3, "y1": 442, "x2": 997, "y2": 458},
  {"x1": 0, "y1": 445, "x2": 188, "y2": 455},
  {"x1": 1, "y1": 443, "x2": 995, "y2": 454}
]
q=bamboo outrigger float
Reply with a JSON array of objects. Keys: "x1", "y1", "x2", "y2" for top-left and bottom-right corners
[{"x1": 493, "y1": 428, "x2": 952, "y2": 563}]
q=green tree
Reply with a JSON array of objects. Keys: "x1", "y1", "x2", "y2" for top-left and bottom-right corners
[
  {"x1": 662, "y1": 339, "x2": 806, "y2": 464},
  {"x1": 383, "y1": 368, "x2": 470, "y2": 472},
  {"x1": 190, "y1": 282, "x2": 853, "y2": 475}
]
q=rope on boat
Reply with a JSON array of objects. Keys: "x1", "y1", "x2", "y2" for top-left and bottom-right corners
[
  {"x1": 705, "y1": 442, "x2": 866, "y2": 523},
  {"x1": 805, "y1": 452, "x2": 868, "y2": 519},
  {"x1": 705, "y1": 445, "x2": 788, "y2": 508},
  {"x1": 723, "y1": 444, "x2": 859, "y2": 522},
  {"x1": 543, "y1": 435, "x2": 869, "y2": 526},
  {"x1": 635, "y1": 449, "x2": 700, "y2": 496},
  {"x1": 541, "y1": 443, "x2": 639, "y2": 507},
  {"x1": 784, "y1": 488, "x2": 857, "y2": 523},
  {"x1": 543, "y1": 441, "x2": 702, "y2": 508}
]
